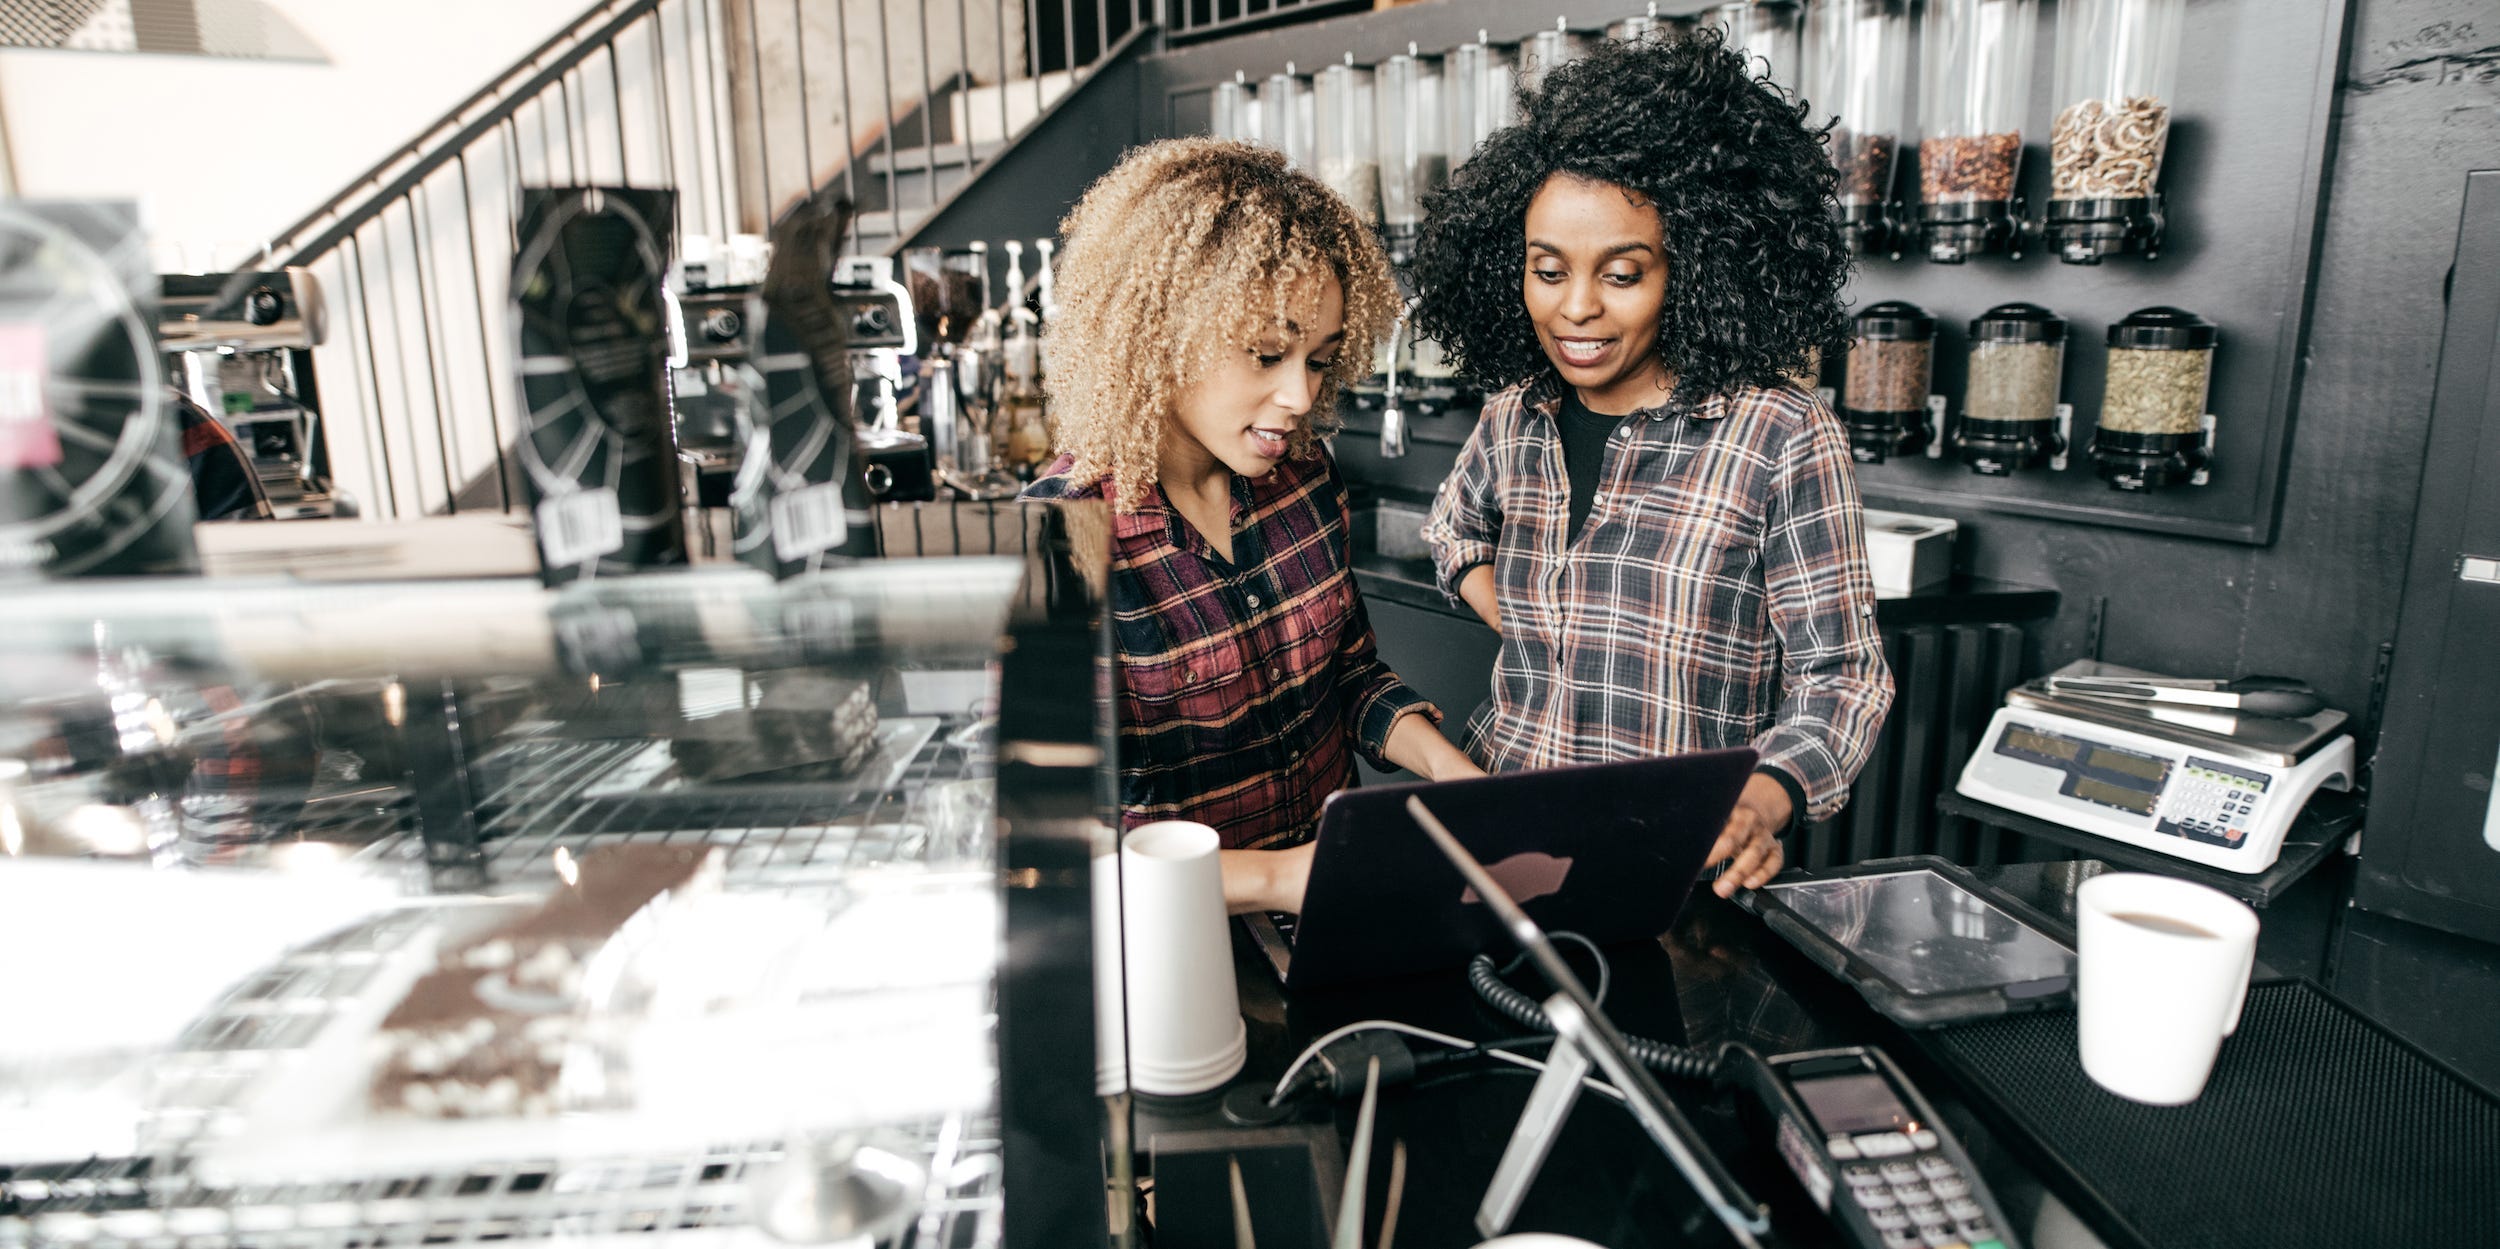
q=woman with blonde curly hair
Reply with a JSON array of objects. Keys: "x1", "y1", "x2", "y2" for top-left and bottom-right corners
[{"x1": 1024, "y1": 138, "x2": 1480, "y2": 912}]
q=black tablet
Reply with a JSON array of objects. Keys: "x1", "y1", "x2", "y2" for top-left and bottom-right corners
[{"x1": 1736, "y1": 855, "x2": 2077, "y2": 1028}]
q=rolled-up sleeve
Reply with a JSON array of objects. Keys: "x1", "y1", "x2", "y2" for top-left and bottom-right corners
[
  {"x1": 1423, "y1": 408, "x2": 1504, "y2": 608},
  {"x1": 1752, "y1": 409, "x2": 1894, "y2": 823},
  {"x1": 1322, "y1": 460, "x2": 1438, "y2": 768}
]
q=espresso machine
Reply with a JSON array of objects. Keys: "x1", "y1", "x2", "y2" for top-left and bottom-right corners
[{"x1": 158, "y1": 268, "x2": 336, "y2": 517}]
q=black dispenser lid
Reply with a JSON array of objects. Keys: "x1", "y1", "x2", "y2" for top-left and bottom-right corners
[
  {"x1": 2107, "y1": 306, "x2": 2217, "y2": 350},
  {"x1": 1970, "y1": 302, "x2": 2066, "y2": 344},
  {"x1": 1854, "y1": 300, "x2": 1937, "y2": 341}
]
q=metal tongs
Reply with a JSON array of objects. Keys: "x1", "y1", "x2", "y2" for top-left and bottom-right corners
[{"x1": 2042, "y1": 674, "x2": 2324, "y2": 719}]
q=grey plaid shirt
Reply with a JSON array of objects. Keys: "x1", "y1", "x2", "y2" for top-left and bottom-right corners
[{"x1": 1423, "y1": 372, "x2": 1893, "y2": 823}]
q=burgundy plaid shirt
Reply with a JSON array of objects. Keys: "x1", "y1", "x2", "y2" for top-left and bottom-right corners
[
  {"x1": 1024, "y1": 450, "x2": 1437, "y2": 849},
  {"x1": 1423, "y1": 373, "x2": 1892, "y2": 823}
]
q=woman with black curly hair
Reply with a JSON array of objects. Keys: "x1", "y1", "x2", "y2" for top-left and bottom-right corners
[{"x1": 1417, "y1": 31, "x2": 1893, "y2": 898}]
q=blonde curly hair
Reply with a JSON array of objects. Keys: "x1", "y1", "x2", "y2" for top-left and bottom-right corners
[{"x1": 1047, "y1": 138, "x2": 1398, "y2": 513}]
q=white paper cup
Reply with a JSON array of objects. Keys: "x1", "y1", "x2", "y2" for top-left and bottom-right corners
[
  {"x1": 2076, "y1": 873, "x2": 2259, "y2": 1105},
  {"x1": 1091, "y1": 851, "x2": 1126, "y2": 1096},
  {"x1": 1112, "y1": 821, "x2": 1246, "y2": 1096}
]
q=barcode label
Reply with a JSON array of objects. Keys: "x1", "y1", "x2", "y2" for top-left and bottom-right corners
[
  {"x1": 770, "y1": 482, "x2": 848, "y2": 562},
  {"x1": 535, "y1": 488, "x2": 624, "y2": 568}
]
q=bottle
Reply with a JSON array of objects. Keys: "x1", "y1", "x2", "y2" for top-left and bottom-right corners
[{"x1": 1004, "y1": 239, "x2": 1056, "y2": 473}]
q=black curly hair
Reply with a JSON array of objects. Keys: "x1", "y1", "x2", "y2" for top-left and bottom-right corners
[{"x1": 1411, "y1": 28, "x2": 1850, "y2": 402}]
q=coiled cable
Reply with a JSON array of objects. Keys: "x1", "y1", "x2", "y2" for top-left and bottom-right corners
[{"x1": 1466, "y1": 947, "x2": 1724, "y2": 1082}]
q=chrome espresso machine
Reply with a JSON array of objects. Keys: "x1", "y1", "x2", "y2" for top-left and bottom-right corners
[{"x1": 158, "y1": 268, "x2": 338, "y2": 518}]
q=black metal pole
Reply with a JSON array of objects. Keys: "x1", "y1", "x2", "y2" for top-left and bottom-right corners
[{"x1": 455, "y1": 152, "x2": 515, "y2": 512}]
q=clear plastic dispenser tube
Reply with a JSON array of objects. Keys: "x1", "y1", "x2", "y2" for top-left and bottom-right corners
[
  {"x1": 1212, "y1": 72, "x2": 1260, "y2": 144},
  {"x1": 1953, "y1": 302, "x2": 2067, "y2": 475},
  {"x1": 1444, "y1": 32, "x2": 1515, "y2": 171},
  {"x1": 1841, "y1": 299, "x2": 1936, "y2": 464},
  {"x1": 1704, "y1": 1, "x2": 1805, "y2": 92},
  {"x1": 1315, "y1": 55, "x2": 1379, "y2": 225},
  {"x1": 1376, "y1": 44, "x2": 1446, "y2": 264},
  {"x1": 2090, "y1": 305, "x2": 2216, "y2": 490},
  {"x1": 1916, "y1": 0, "x2": 2040, "y2": 262},
  {"x1": 2046, "y1": 0, "x2": 2186, "y2": 262},
  {"x1": 1262, "y1": 64, "x2": 1313, "y2": 170},
  {"x1": 1805, "y1": 0, "x2": 1912, "y2": 253}
]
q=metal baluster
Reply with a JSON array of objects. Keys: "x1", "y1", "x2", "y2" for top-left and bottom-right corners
[
  {"x1": 501, "y1": 118, "x2": 527, "y2": 253},
  {"x1": 370, "y1": 205, "x2": 437, "y2": 513},
  {"x1": 534, "y1": 94, "x2": 557, "y2": 187},
  {"x1": 696, "y1": 0, "x2": 736, "y2": 234},
  {"x1": 956, "y1": 0, "x2": 974, "y2": 169},
  {"x1": 606, "y1": 42, "x2": 631, "y2": 184},
  {"x1": 994, "y1": 0, "x2": 1010, "y2": 154},
  {"x1": 790, "y1": 0, "x2": 816, "y2": 202},
  {"x1": 746, "y1": 1, "x2": 775, "y2": 221},
  {"x1": 556, "y1": 75, "x2": 584, "y2": 183},
  {"x1": 345, "y1": 233, "x2": 403, "y2": 518},
  {"x1": 404, "y1": 186, "x2": 463, "y2": 514},
  {"x1": 919, "y1": 0, "x2": 937, "y2": 229},
  {"x1": 1028, "y1": 0, "x2": 1044, "y2": 127},
  {"x1": 1062, "y1": 0, "x2": 1076, "y2": 83},
  {"x1": 831, "y1": 0, "x2": 861, "y2": 210},
  {"x1": 454, "y1": 151, "x2": 514, "y2": 512},
  {"x1": 1097, "y1": 0, "x2": 1109, "y2": 65},
  {"x1": 650, "y1": 8, "x2": 684, "y2": 239},
  {"x1": 876, "y1": 0, "x2": 904, "y2": 240}
]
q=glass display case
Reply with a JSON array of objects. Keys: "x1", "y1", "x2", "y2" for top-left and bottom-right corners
[{"x1": 0, "y1": 507, "x2": 1112, "y2": 1249}]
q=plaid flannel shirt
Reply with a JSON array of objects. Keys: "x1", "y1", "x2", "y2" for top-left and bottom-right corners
[
  {"x1": 1025, "y1": 449, "x2": 1438, "y2": 849},
  {"x1": 1422, "y1": 373, "x2": 1892, "y2": 824}
]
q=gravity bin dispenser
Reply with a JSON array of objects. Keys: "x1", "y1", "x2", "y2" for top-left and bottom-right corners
[
  {"x1": 1916, "y1": 0, "x2": 2042, "y2": 262},
  {"x1": 2046, "y1": 0, "x2": 2185, "y2": 262},
  {"x1": 1808, "y1": 0, "x2": 1913, "y2": 256}
]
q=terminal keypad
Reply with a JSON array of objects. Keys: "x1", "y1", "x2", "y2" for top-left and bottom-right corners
[{"x1": 1838, "y1": 1134, "x2": 2004, "y2": 1249}]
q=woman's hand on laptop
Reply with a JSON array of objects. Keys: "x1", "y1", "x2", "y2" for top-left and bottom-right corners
[
  {"x1": 1705, "y1": 773, "x2": 1792, "y2": 898},
  {"x1": 1221, "y1": 842, "x2": 1316, "y2": 915}
]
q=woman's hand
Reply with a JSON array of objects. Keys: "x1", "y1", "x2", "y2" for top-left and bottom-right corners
[
  {"x1": 1221, "y1": 842, "x2": 1316, "y2": 915},
  {"x1": 1706, "y1": 772, "x2": 1793, "y2": 898}
]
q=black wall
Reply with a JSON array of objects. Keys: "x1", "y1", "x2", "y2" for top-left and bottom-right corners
[
  {"x1": 1927, "y1": 0, "x2": 2498, "y2": 731},
  {"x1": 932, "y1": 0, "x2": 2500, "y2": 743}
]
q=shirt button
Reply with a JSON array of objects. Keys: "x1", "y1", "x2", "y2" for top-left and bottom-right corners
[
  {"x1": 1269, "y1": 666, "x2": 1283, "y2": 681},
  {"x1": 1183, "y1": 668, "x2": 1197, "y2": 682},
  {"x1": 1246, "y1": 593, "x2": 1262, "y2": 608}
]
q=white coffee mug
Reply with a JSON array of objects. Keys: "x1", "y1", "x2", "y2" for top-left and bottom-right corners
[{"x1": 2075, "y1": 873, "x2": 2260, "y2": 1105}]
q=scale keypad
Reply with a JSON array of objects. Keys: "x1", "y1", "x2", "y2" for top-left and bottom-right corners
[
  {"x1": 1836, "y1": 1133, "x2": 2004, "y2": 1249},
  {"x1": 2156, "y1": 758, "x2": 2271, "y2": 849}
]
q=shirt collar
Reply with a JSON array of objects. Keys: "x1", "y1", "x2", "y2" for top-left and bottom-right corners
[
  {"x1": 1524, "y1": 368, "x2": 1726, "y2": 424},
  {"x1": 1110, "y1": 472, "x2": 1259, "y2": 543}
]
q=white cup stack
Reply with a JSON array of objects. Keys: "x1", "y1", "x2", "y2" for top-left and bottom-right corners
[
  {"x1": 1096, "y1": 820, "x2": 1246, "y2": 1097},
  {"x1": 2076, "y1": 872, "x2": 2261, "y2": 1105}
]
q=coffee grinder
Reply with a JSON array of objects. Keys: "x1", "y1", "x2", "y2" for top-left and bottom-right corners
[
  {"x1": 831, "y1": 255, "x2": 934, "y2": 503},
  {"x1": 158, "y1": 268, "x2": 336, "y2": 517}
]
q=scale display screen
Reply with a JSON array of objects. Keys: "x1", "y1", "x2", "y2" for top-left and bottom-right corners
[
  {"x1": 2073, "y1": 777, "x2": 2157, "y2": 815},
  {"x1": 2089, "y1": 748, "x2": 2168, "y2": 783},
  {"x1": 2004, "y1": 726, "x2": 2078, "y2": 761}
]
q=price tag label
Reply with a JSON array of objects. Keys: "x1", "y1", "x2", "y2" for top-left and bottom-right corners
[
  {"x1": 535, "y1": 487, "x2": 625, "y2": 568},
  {"x1": 770, "y1": 481, "x2": 849, "y2": 562}
]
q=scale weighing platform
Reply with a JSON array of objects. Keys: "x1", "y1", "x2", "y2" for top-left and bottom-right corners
[{"x1": 1957, "y1": 662, "x2": 2356, "y2": 874}]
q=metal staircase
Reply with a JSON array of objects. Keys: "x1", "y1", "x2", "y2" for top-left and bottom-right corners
[{"x1": 257, "y1": 0, "x2": 1142, "y2": 521}]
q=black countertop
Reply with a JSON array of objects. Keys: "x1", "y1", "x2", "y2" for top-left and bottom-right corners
[{"x1": 1136, "y1": 861, "x2": 2144, "y2": 1249}]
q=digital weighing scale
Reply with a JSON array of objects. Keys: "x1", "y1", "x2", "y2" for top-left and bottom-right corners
[{"x1": 1957, "y1": 661, "x2": 2356, "y2": 873}]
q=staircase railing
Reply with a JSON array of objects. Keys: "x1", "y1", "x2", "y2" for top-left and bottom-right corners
[{"x1": 267, "y1": 0, "x2": 1152, "y2": 521}]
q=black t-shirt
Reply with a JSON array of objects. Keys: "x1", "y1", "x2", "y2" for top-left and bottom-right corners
[{"x1": 1556, "y1": 385, "x2": 1622, "y2": 544}]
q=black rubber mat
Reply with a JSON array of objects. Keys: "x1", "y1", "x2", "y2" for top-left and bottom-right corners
[{"x1": 1923, "y1": 980, "x2": 2500, "y2": 1249}]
